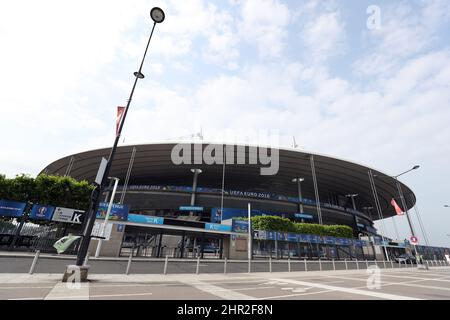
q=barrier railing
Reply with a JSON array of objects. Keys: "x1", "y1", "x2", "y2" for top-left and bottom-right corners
[{"x1": 2, "y1": 252, "x2": 449, "y2": 276}]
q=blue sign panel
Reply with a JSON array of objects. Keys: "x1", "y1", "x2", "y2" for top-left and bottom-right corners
[
  {"x1": 287, "y1": 233, "x2": 298, "y2": 242},
  {"x1": 205, "y1": 223, "x2": 232, "y2": 232},
  {"x1": 179, "y1": 206, "x2": 204, "y2": 212},
  {"x1": 127, "y1": 214, "x2": 164, "y2": 225},
  {"x1": 323, "y1": 236, "x2": 336, "y2": 245},
  {"x1": 0, "y1": 200, "x2": 26, "y2": 218},
  {"x1": 309, "y1": 235, "x2": 320, "y2": 244},
  {"x1": 29, "y1": 205, "x2": 54, "y2": 221},
  {"x1": 96, "y1": 202, "x2": 129, "y2": 221},
  {"x1": 277, "y1": 232, "x2": 288, "y2": 241},
  {"x1": 294, "y1": 213, "x2": 313, "y2": 220},
  {"x1": 232, "y1": 220, "x2": 249, "y2": 233},
  {"x1": 266, "y1": 231, "x2": 277, "y2": 240}
]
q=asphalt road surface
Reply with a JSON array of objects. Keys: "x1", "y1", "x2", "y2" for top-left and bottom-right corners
[{"x1": 1, "y1": 267, "x2": 450, "y2": 300}]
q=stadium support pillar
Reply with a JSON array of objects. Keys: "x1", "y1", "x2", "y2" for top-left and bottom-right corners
[
  {"x1": 310, "y1": 155, "x2": 323, "y2": 224},
  {"x1": 189, "y1": 169, "x2": 202, "y2": 216}
]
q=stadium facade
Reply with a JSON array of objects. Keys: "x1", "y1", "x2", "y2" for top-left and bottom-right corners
[{"x1": 41, "y1": 142, "x2": 426, "y2": 260}]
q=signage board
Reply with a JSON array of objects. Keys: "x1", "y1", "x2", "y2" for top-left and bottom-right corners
[
  {"x1": 127, "y1": 214, "x2": 164, "y2": 225},
  {"x1": 0, "y1": 200, "x2": 27, "y2": 218},
  {"x1": 91, "y1": 221, "x2": 113, "y2": 241},
  {"x1": 205, "y1": 223, "x2": 232, "y2": 232},
  {"x1": 294, "y1": 213, "x2": 313, "y2": 220},
  {"x1": 179, "y1": 206, "x2": 204, "y2": 212},
  {"x1": 96, "y1": 202, "x2": 129, "y2": 221},
  {"x1": 231, "y1": 220, "x2": 249, "y2": 233},
  {"x1": 29, "y1": 204, "x2": 55, "y2": 221},
  {"x1": 52, "y1": 207, "x2": 85, "y2": 224}
]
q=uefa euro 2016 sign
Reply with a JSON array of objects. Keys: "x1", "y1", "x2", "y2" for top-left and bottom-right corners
[
  {"x1": 96, "y1": 202, "x2": 129, "y2": 221},
  {"x1": 29, "y1": 204, "x2": 55, "y2": 221}
]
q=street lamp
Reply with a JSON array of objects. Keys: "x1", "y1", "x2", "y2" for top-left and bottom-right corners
[
  {"x1": 71, "y1": 7, "x2": 165, "y2": 272},
  {"x1": 292, "y1": 178, "x2": 305, "y2": 215},
  {"x1": 376, "y1": 165, "x2": 421, "y2": 264}
]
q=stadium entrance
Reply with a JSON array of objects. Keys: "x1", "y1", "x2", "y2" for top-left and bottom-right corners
[{"x1": 119, "y1": 225, "x2": 226, "y2": 259}]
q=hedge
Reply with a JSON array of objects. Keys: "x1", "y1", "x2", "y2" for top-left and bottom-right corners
[{"x1": 234, "y1": 215, "x2": 354, "y2": 239}]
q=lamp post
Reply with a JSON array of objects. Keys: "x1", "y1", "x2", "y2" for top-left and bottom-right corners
[
  {"x1": 376, "y1": 165, "x2": 421, "y2": 265},
  {"x1": 292, "y1": 178, "x2": 305, "y2": 215},
  {"x1": 72, "y1": 7, "x2": 165, "y2": 269}
]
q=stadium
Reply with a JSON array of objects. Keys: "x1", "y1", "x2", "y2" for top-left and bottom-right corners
[{"x1": 40, "y1": 142, "x2": 426, "y2": 261}]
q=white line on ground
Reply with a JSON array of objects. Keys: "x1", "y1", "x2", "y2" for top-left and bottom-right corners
[
  {"x1": 44, "y1": 282, "x2": 89, "y2": 300},
  {"x1": 181, "y1": 281, "x2": 256, "y2": 300},
  {"x1": 270, "y1": 278, "x2": 421, "y2": 300}
]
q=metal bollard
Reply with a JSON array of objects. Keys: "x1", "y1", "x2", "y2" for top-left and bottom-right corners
[
  {"x1": 269, "y1": 257, "x2": 272, "y2": 273},
  {"x1": 344, "y1": 258, "x2": 348, "y2": 270},
  {"x1": 125, "y1": 251, "x2": 133, "y2": 275},
  {"x1": 356, "y1": 259, "x2": 360, "y2": 270},
  {"x1": 163, "y1": 255, "x2": 169, "y2": 275},
  {"x1": 332, "y1": 259, "x2": 336, "y2": 271},
  {"x1": 319, "y1": 259, "x2": 322, "y2": 271},
  {"x1": 288, "y1": 258, "x2": 291, "y2": 272},
  {"x1": 84, "y1": 254, "x2": 89, "y2": 266},
  {"x1": 390, "y1": 260, "x2": 394, "y2": 269},
  {"x1": 366, "y1": 260, "x2": 369, "y2": 269},
  {"x1": 383, "y1": 260, "x2": 386, "y2": 269},
  {"x1": 224, "y1": 258, "x2": 227, "y2": 274},
  {"x1": 248, "y1": 259, "x2": 251, "y2": 274},
  {"x1": 29, "y1": 250, "x2": 40, "y2": 275},
  {"x1": 196, "y1": 257, "x2": 200, "y2": 275},
  {"x1": 304, "y1": 258, "x2": 307, "y2": 272}
]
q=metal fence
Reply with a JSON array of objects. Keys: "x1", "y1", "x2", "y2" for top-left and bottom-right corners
[{"x1": 4, "y1": 251, "x2": 449, "y2": 275}]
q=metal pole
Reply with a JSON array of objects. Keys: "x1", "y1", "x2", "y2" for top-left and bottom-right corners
[
  {"x1": 356, "y1": 258, "x2": 360, "y2": 270},
  {"x1": 163, "y1": 255, "x2": 168, "y2": 275},
  {"x1": 395, "y1": 179, "x2": 421, "y2": 265},
  {"x1": 332, "y1": 259, "x2": 336, "y2": 271},
  {"x1": 120, "y1": 146, "x2": 136, "y2": 204},
  {"x1": 224, "y1": 257, "x2": 227, "y2": 274},
  {"x1": 344, "y1": 258, "x2": 348, "y2": 270},
  {"x1": 368, "y1": 170, "x2": 390, "y2": 261},
  {"x1": 304, "y1": 258, "x2": 308, "y2": 272},
  {"x1": 95, "y1": 177, "x2": 119, "y2": 258},
  {"x1": 248, "y1": 203, "x2": 252, "y2": 261},
  {"x1": 310, "y1": 155, "x2": 323, "y2": 224},
  {"x1": 196, "y1": 256, "x2": 200, "y2": 275},
  {"x1": 220, "y1": 144, "x2": 226, "y2": 223},
  {"x1": 125, "y1": 250, "x2": 133, "y2": 275},
  {"x1": 75, "y1": 20, "x2": 160, "y2": 267},
  {"x1": 269, "y1": 257, "x2": 272, "y2": 273},
  {"x1": 288, "y1": 258, "x2": 291, "y2": 272},
  {"x1": 319, "y1": 258, "x2": 322, "y2": 271},
  {"x1": 29, "y1": 250, "x2": 40, "y2": 275}
]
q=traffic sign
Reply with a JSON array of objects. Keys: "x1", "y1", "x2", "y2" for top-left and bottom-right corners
[{"x1": 410, "y1": 236, "x2": 419, "y2": 244}]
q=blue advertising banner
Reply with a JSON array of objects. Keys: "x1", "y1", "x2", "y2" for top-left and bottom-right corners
[
  {"x1": 294, "y1": 213, "x2": 313, "y2": 220},
  {"x1": 277, "y1": 232, "x2": 288, "y2": 241},
  {"x1": 0, "y1": 200, "x2": 27, "y2": 218},
  {"x1": 29, "y1": 205, "x2": 55, "y2": 221},
  {"x1": 96, "y1": 202, "x2": 129, "y2": 221},
  {"x1": 309, "y1": 235, "x2": 320, "y2": 244},
  {"x1": 323, "y1": 236, "x2": 335, "y2": 245},
  {"x1": 127, "y1": 214, "x2": 164, "y2": 225},
  {"x1": 231, "y1": 220, "x2": 249, "y2": 233},
  {"x1": 287, "y1": 233, "x2": 298, "y2": 242},
  {"x1": 205, "y1": 223, "x2": 232, "y2": 232},
  {"x1": 179, "y1": 206, "x2": 203, "y2": 212}
]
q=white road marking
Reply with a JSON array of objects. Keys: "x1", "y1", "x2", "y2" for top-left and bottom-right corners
[
  {"x1": 45, "y1": 282, "x2": 89, "y2": 300},
  {"x1": 270, "y1": 278, "x2": 421, "y2": 300},
  {"x1": 380, "y1": 274, "x2": 450, "y2": 282},
  {"x1": 0, "y1": 286, "x2": 54, "y2": 290},
  {"x1": 182, "y1": 281, "x2": 256, "y2": 300}
]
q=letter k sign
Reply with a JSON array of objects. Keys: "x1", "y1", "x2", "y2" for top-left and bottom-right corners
[{"x1": 72, "y1": 211, "x2": 83, "y2": 224}]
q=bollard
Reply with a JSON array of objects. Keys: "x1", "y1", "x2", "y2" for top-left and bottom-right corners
[
  {"x1": 125, "y1": 251, "x2": 133, "y2": 275},
  {"x1": 383, "y1": 260, "x2": 386, "y2": 269},
  {"x1": 356, "y1": 259, "x2": 360, "y2": 270},
  {"x1": 269, "y1": 257, "x2": 272, "y2": 273},
  {"x1": 29, "y1": 250, "x2": 40, "y2": 275},
  {"x1": 84, "y1": 254, "x2": 89, "y2": 266},
  {"x1": 332, "y1": 259, "x2": 336, "y2": 271},
  {"x1": 288, "y1": 258, "x2": 291, "y2": 272},
  {"x1": 319, "y1": 259, "x2": 322, "y2": 271},
  {"x1": 304, "y1": 258, "x2": 307, "y2": 272},
  {"x1": 163, "y1": 255, "x2": 169, "y2": 275},
  {"x1": 248, "y1": 259, "x2": 251, "y2": 274},
  {"x1": 344, "y1": 258, "x2": 348, "y2": 270},
  {"x1": 196, "y1": 257, "x2": 200, "y2": 275},
  {"x1": 224, "y1": 258, "x2": 227, "y2": 274},
  {"x1": 366, "y1": 260, "x2": 369, "y2": 269},
  {"x1": 390, "y1": 260, "x2": 394, "y2": 269}
]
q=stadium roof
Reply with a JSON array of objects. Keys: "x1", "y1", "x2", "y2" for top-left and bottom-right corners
[{"x1": 41, "y1": 142, "x2": 416, "y2": 221}]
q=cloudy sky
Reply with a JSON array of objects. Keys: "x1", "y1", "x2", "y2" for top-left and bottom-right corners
[{"x1": 1, "y1": 0, "x2": 450, "y2": 246}]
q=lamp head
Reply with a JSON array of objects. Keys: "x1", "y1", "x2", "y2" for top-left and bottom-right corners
[{"x1": 150, "y1": 7, "x2": 165, "y2": 23}]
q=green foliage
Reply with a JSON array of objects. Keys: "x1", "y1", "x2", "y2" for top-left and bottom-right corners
[
  {"x1": 234, "y1": 215, "x2": 354, "y2": 239},
  {"x1": 0, "y1": 174, "x2": 94, "y2": 210}
]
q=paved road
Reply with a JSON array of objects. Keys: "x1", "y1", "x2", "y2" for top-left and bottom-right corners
[{"x1": 1, "y1": 267, "x2": 450, "y2": 300}]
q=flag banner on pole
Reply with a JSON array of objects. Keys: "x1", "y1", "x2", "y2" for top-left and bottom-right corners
[
  {"x1": 116, "y1": 106, "x2": 126, "y2": 136},
  {"x1": 53, "y1": 235, "x2": 81, "y2": 254},
  {"x1": 391, "y1": 198, "x2": 404, "y2": 215}
]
